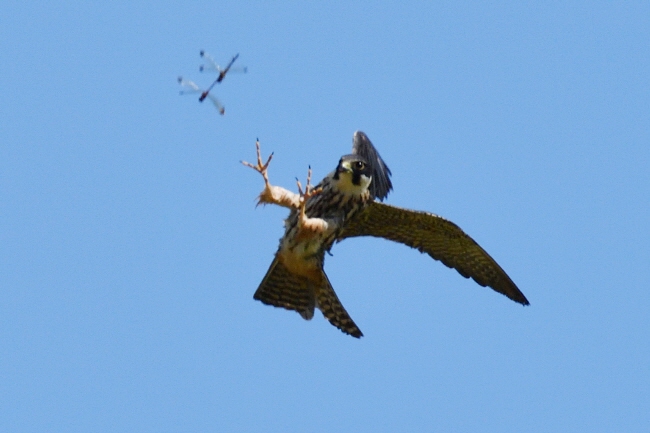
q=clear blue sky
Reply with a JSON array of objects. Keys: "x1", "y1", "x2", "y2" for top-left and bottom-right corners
[{"x1": 2, "y1": 2, "x2": 649, "y2": 432}]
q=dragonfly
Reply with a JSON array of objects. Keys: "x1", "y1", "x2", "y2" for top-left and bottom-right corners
[
  {"x1": 177, "y1": 76, "x2": 225, "y2": 115},
  {"x1": 199, "y1": 51, "x2": 247, "y2": 84}
]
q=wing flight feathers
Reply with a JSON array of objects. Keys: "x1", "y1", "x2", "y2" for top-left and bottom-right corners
[{"x1": 338, "y1": 202, "x2": 529, "y2": 305}]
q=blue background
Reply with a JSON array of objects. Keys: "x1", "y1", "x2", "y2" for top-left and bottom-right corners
[{"x1": 2, "y1": 2, "x2": 649, "y2": 431}]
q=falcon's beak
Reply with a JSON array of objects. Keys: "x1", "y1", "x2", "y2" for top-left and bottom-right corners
[{"x1": 336, "y1": 161, "x2": 352, "y2": 175}]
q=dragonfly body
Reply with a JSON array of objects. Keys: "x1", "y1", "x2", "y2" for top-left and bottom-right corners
[
  {"x1": 177, "y1": 51, "x2": 246, "y2": 115},
  {"x1": 177, "y1": 76, "x2": 225, "y2": 115}
]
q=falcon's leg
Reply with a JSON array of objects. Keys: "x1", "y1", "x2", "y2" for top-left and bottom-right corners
[
  {"x1": 241, "y1": 139, "x2": 300, "y2": 209},
  {"x1": 295, "y1": 166, "x2": 329, "y2": 240}
]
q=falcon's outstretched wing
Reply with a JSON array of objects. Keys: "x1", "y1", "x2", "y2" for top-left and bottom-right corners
[
  {"x1": 352, "y1": 131, "x2": 392, "y2": 201},
  {"x1": 338, "y1": 202, "x2": 529, "y2": 305}
]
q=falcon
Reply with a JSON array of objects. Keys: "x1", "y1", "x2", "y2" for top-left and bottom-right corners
[{"x1": 242, "y1": 131, "x2": 528, "y2": 338}]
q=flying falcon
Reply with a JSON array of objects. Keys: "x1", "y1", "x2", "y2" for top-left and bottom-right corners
[{"x1": 242, "y1": 131, "x2": 528, "y2": 338}]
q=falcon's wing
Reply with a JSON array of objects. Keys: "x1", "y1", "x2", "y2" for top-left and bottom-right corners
[
  {"x1": 338, "y1": 201, "x2": 529, "y2": 305},
  {"x1": 352, "y1": 131, "x2": 392, "y2": 201}
]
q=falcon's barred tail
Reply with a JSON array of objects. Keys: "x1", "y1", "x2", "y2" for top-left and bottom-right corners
[
  {"x1": 254, "y1": 256, "x2": 316, "y2": 320},
  {"x1": 254, "y1": 256, "x2": 363, "y2": 338},
  {"x1": 316, "y1": 272, "x2": 363, "y2": 338}
]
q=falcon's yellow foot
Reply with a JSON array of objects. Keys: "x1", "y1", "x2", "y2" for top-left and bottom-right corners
[
  {"x1": 295, "y1": 166, "x2": 327, "y2": 239},
  {"x1": 241, "y1": 139, "x2": 300, "y2": 209},
  {"x1": 241, "y1": 139, "x2": 273, "y2": 188}
]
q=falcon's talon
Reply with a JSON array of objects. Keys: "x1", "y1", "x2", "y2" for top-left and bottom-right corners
[
  {"x1": 295, "y1": 166, "x2": 323, "y2": 233},
  {"x1": 295, "y1": 166, "x2": 321, "y2": 199},
  {"x1": 242, "y1": 139, "x2": 301, "y2": 209},
  {"x1": 241, "y1": 140, "x2": 274, "y2": 187},
  {"x1": 296, "y1": 168, "x2": 322, "y2": 203}
]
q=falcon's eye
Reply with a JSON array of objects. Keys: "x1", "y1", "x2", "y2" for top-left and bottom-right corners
[{"x1": 353, "y1": 161, "x2": 366, "y2": 170}]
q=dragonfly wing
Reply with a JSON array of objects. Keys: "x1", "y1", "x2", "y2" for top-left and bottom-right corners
[
  {"x1": 199, "y1": 51, "x2": 222, "y2": 73},
  {"x1": 178, "y1": 77, "x2": 201, "y2": 93},
  {"x1": 226, "y1": 66, "x2": 247, "y2": 74},
  {"x1": 206, "y1": 94, "x2": 225, "y2": 114}
]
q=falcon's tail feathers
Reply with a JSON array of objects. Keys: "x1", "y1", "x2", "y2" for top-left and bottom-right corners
[
  {"x1": 253, "y1": 256, "x2": 363, "y2": 338},
  {"x1": 253, "y1": 256, "x2": 315, "y2": 320},
  {"x1": 317, "y1": 272, "x2": 364, "y2": 338}
]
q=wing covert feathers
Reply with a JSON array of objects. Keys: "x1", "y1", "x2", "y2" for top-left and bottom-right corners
[{"x1": 339, "y1": 202, "x2": 529, "y2": 305}]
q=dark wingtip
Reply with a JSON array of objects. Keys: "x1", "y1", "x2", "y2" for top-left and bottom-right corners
[
  {"x1": 509, "y1": 285, "x2": 530, "y2": 306},
  {"x1": 338, "y1": 325, "x2": 363, "y2": 338},
  {"x1": 352, "y1": 131, "x2": 393, "y2": 201},
  {"x1": 507, "y1": 288, "x2": 530, "y2": 306}
]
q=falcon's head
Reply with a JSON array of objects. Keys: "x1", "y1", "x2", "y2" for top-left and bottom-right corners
[
  {"x1": 328, "y1": 131, "x2": 393, "y2": 200},
  {"x1": 332, "y1": 154, "x2": 373, "y2": 195}
]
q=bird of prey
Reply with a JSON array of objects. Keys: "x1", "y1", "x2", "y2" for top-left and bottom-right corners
[{"x1": 242, "y1": 131, "x2": 528, "y2": 338}]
